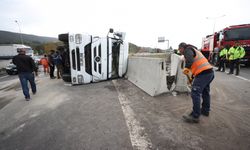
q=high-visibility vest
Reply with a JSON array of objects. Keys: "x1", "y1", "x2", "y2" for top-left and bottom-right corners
[
  {"x1": 191, "y1": 49, "x2": 213, "y2": 76},
  {"x1": 219, "y1": 48, "x2": 228, "y2": 58},
  {"x1": 228, "y1": 46, "x2": 245, "y2": 60},
  {"x1": 236, "y1": 46, "x2": 245, "y2": 59}
]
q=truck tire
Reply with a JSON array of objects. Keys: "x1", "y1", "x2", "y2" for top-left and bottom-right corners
[{"x1": 58, "y1": 33, "x2": 69, "y2": 43}]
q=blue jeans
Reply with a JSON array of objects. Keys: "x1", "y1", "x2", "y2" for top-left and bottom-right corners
[
  {"x1": 191, "y1": 71, "x2": 214, "y2": 118},
  {"x1": 18, "y1": 72, "x2": 37, "y2": 99}
]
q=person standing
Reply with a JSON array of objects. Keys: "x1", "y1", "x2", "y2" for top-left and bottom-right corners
[
  {"x1": 12, "y1": 48, "x2": 38, "y2": 101},
  {"x1": 53, "y1": 51, "x2": 63, "y2": 79},
  {"x1": 48, "y1": 50, "x2": 56, "y2": 79},
  {"x1": 216, "y1": 45, "x2": 228, "y2": 72},
  {"x1": 178, "y1": 42, "x2": 214, "y2": 123},
  {"x1": 40, "y1": 54, "x2": 50, "y2": 74},
  {"x1": 228, "y1": 42, "x2": 245, "y2": 75}
]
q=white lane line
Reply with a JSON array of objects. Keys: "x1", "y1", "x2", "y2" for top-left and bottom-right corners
[
  {"x1": 0, "y1": 75, "x2": 9, "y2": 79},
  {"x1": 224, "y1": 71, "x2": 250, "y2": 82},
  {"x1": 113, "y1": 80, "x2": 153, "y2": 150},
  {"x1": 214, "y1": 67, "x2": 250, "y2": 82},
  {"x1": 235, "y1": 75, "x2": 250, "y2": 82}
]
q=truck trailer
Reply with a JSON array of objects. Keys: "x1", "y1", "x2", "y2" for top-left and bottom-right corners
[
  {"x1": 58, "y1": 29, "x2": 129, "y2": 85},
  {"x1": 0, "y1": 44, "x2": 33, "y2": 59}
]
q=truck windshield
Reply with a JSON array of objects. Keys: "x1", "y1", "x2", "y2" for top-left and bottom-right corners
[{"x1": 224, "y1": 27, "x2": 250, "y2": 41}]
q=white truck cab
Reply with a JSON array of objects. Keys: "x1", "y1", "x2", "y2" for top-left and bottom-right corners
[{"x1": 58, "y1": 29, "x2": 128, "y2": 85}]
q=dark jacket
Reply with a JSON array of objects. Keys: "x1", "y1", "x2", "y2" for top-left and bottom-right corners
[
  {"x1": 48, "y1": 54, "x2": 55, "y2": 66},
  {"x1": 12, "y1": 54, "x2": 37, "y2": 73},
  {"x1": 184, "y1": 45, "x2": 196, "y2": 68},
  {"x1": 53, "y1": 53, "x2": 63, "y2": 65},
  {"x1": 184, "y1": 45, "x2": 213, "y2": 75}
]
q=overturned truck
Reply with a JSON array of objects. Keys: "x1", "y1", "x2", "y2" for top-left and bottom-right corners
[{"x1": 58, "y1": 29, "x2": 129, "y2": 85}]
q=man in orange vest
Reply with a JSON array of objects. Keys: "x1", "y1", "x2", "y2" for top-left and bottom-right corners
[{"x1": 178, "y1": 42, "x2": 214, "y2": 123}]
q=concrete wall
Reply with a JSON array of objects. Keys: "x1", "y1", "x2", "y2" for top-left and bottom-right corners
[
  {"x1": 127, "y1": 53, "x2": 189, "y2": 96},
  {"x1": 127, "y1": 56, "x2": 169, "y2": 96},
  {"x1": 171, "y1": 54, "x2": 190, "y2": 92}
]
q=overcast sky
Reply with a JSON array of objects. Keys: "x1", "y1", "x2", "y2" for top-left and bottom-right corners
[{"x1": 0, "y1": 0, "x2": 250, "y2": 49}]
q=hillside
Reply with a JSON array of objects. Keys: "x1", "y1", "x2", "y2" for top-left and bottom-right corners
[
  {"x1": 0, "y1": 30, "x2": 58, "y2": 45},
  {"x1": 0, "y1": 30, "x2": 161, "y2": 54}
]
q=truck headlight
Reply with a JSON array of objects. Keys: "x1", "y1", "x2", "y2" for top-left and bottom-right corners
[
  {"x1": 75, "y1": 34, "x2": 82, "y2": 44},
  {"x1": 77, "y1": 75, "x2": 83, "y2": 84}
]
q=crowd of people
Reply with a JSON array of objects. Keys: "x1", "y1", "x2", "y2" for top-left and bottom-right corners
[
  {"x1": 39, "y1": 50, "x2": 63, "y2": 79},
  {"x1": 215, "y1": 42, "x2": 245, "y2": 75}
]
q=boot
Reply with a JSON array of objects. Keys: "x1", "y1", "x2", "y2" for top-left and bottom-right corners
[
  {"x1": 201, "y1": 109, "x2": 209, "y2": 116},
  {"x1": 183, "y1": 113, "x2": 199, "y2": 123}
]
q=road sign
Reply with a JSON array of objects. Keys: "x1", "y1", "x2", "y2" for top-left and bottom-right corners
[{"x1": 158, "y1": 37, "x2": 165, "y2": 43}]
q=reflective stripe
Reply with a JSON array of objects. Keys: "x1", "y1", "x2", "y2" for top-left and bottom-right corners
[
  {"x1": 197, "y1": 62, "x2": 211, "y2": 69},
  {"x1": 194, "y1": 54, "x2": 204, "y2": 61},
  {"x1": 194, "y1": 65, "x2": 212, "y2": 76},
  {"x1": 192, "y1": 57, "x2": 207, "y2": 69}
]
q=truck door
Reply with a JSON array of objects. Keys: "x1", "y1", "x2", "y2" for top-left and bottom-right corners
[{"x1": 91, "y1": 38, "x2": 109, "y2": 82}]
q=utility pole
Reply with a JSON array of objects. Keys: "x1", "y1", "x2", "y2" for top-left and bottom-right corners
[
  {"x1": 206, "y1": 15, "x2": 226, "y2": 33},
  {"x1": 15, "y1": 20, "x2": 24, "y2": 45}
]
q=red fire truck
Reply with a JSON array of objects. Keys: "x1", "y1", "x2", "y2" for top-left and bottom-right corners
[{"x1": 201, "y1": 24, "x2": 250, "y2": 66}]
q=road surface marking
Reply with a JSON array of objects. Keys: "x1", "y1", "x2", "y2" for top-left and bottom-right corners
[
  {"x1": 214, "y1": 67, "x2": 250, "y2": 82},
  {"x1": 235, "y1": 75, "x2": 250, "y2": 82},
  {"x1": 224, "y1": 71, "x2": 250, "y2": 82},
  {"x1": 113, "y1": 80, "x2": 153, "y2": 150},
  {"x1": 0, "y1": 75, "x2": 9, "y2": 79}
]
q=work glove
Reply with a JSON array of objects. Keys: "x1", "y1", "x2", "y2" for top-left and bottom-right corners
[
  {"x1": 183, "y1": 68, "x2": 193, "y2": 84},
  {"x1": 183, "y1": 68, "x2": 191, "y2": 75}
]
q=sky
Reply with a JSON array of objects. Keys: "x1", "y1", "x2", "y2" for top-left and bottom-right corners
[{"x1": 0, "y1": 0, "x2": 250, "y2": 49}]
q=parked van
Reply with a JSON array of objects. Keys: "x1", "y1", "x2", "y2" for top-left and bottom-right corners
[{"x1": 58, "y1": 29, "x2": 128, "y2": 85}]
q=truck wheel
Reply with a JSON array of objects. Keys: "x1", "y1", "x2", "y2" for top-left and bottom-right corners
[{"x1": 58, "y1": 33, "x2": 69, "y2": 43}]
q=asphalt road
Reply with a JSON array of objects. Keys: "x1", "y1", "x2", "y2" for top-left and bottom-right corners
[
  {"x1": 0, "y1": 69, "x2": 250, "y2": 150},
  {"x1": 0, "y1": 74, "x2": 133, "y2": 150},
  {"x1": 215, "y1": 65, "x2": 250, "y2": 80}
]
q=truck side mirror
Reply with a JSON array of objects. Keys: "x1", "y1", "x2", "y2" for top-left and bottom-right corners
[{"x1": 109, "y1": 28, "x2": 114, "y2": 33}]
